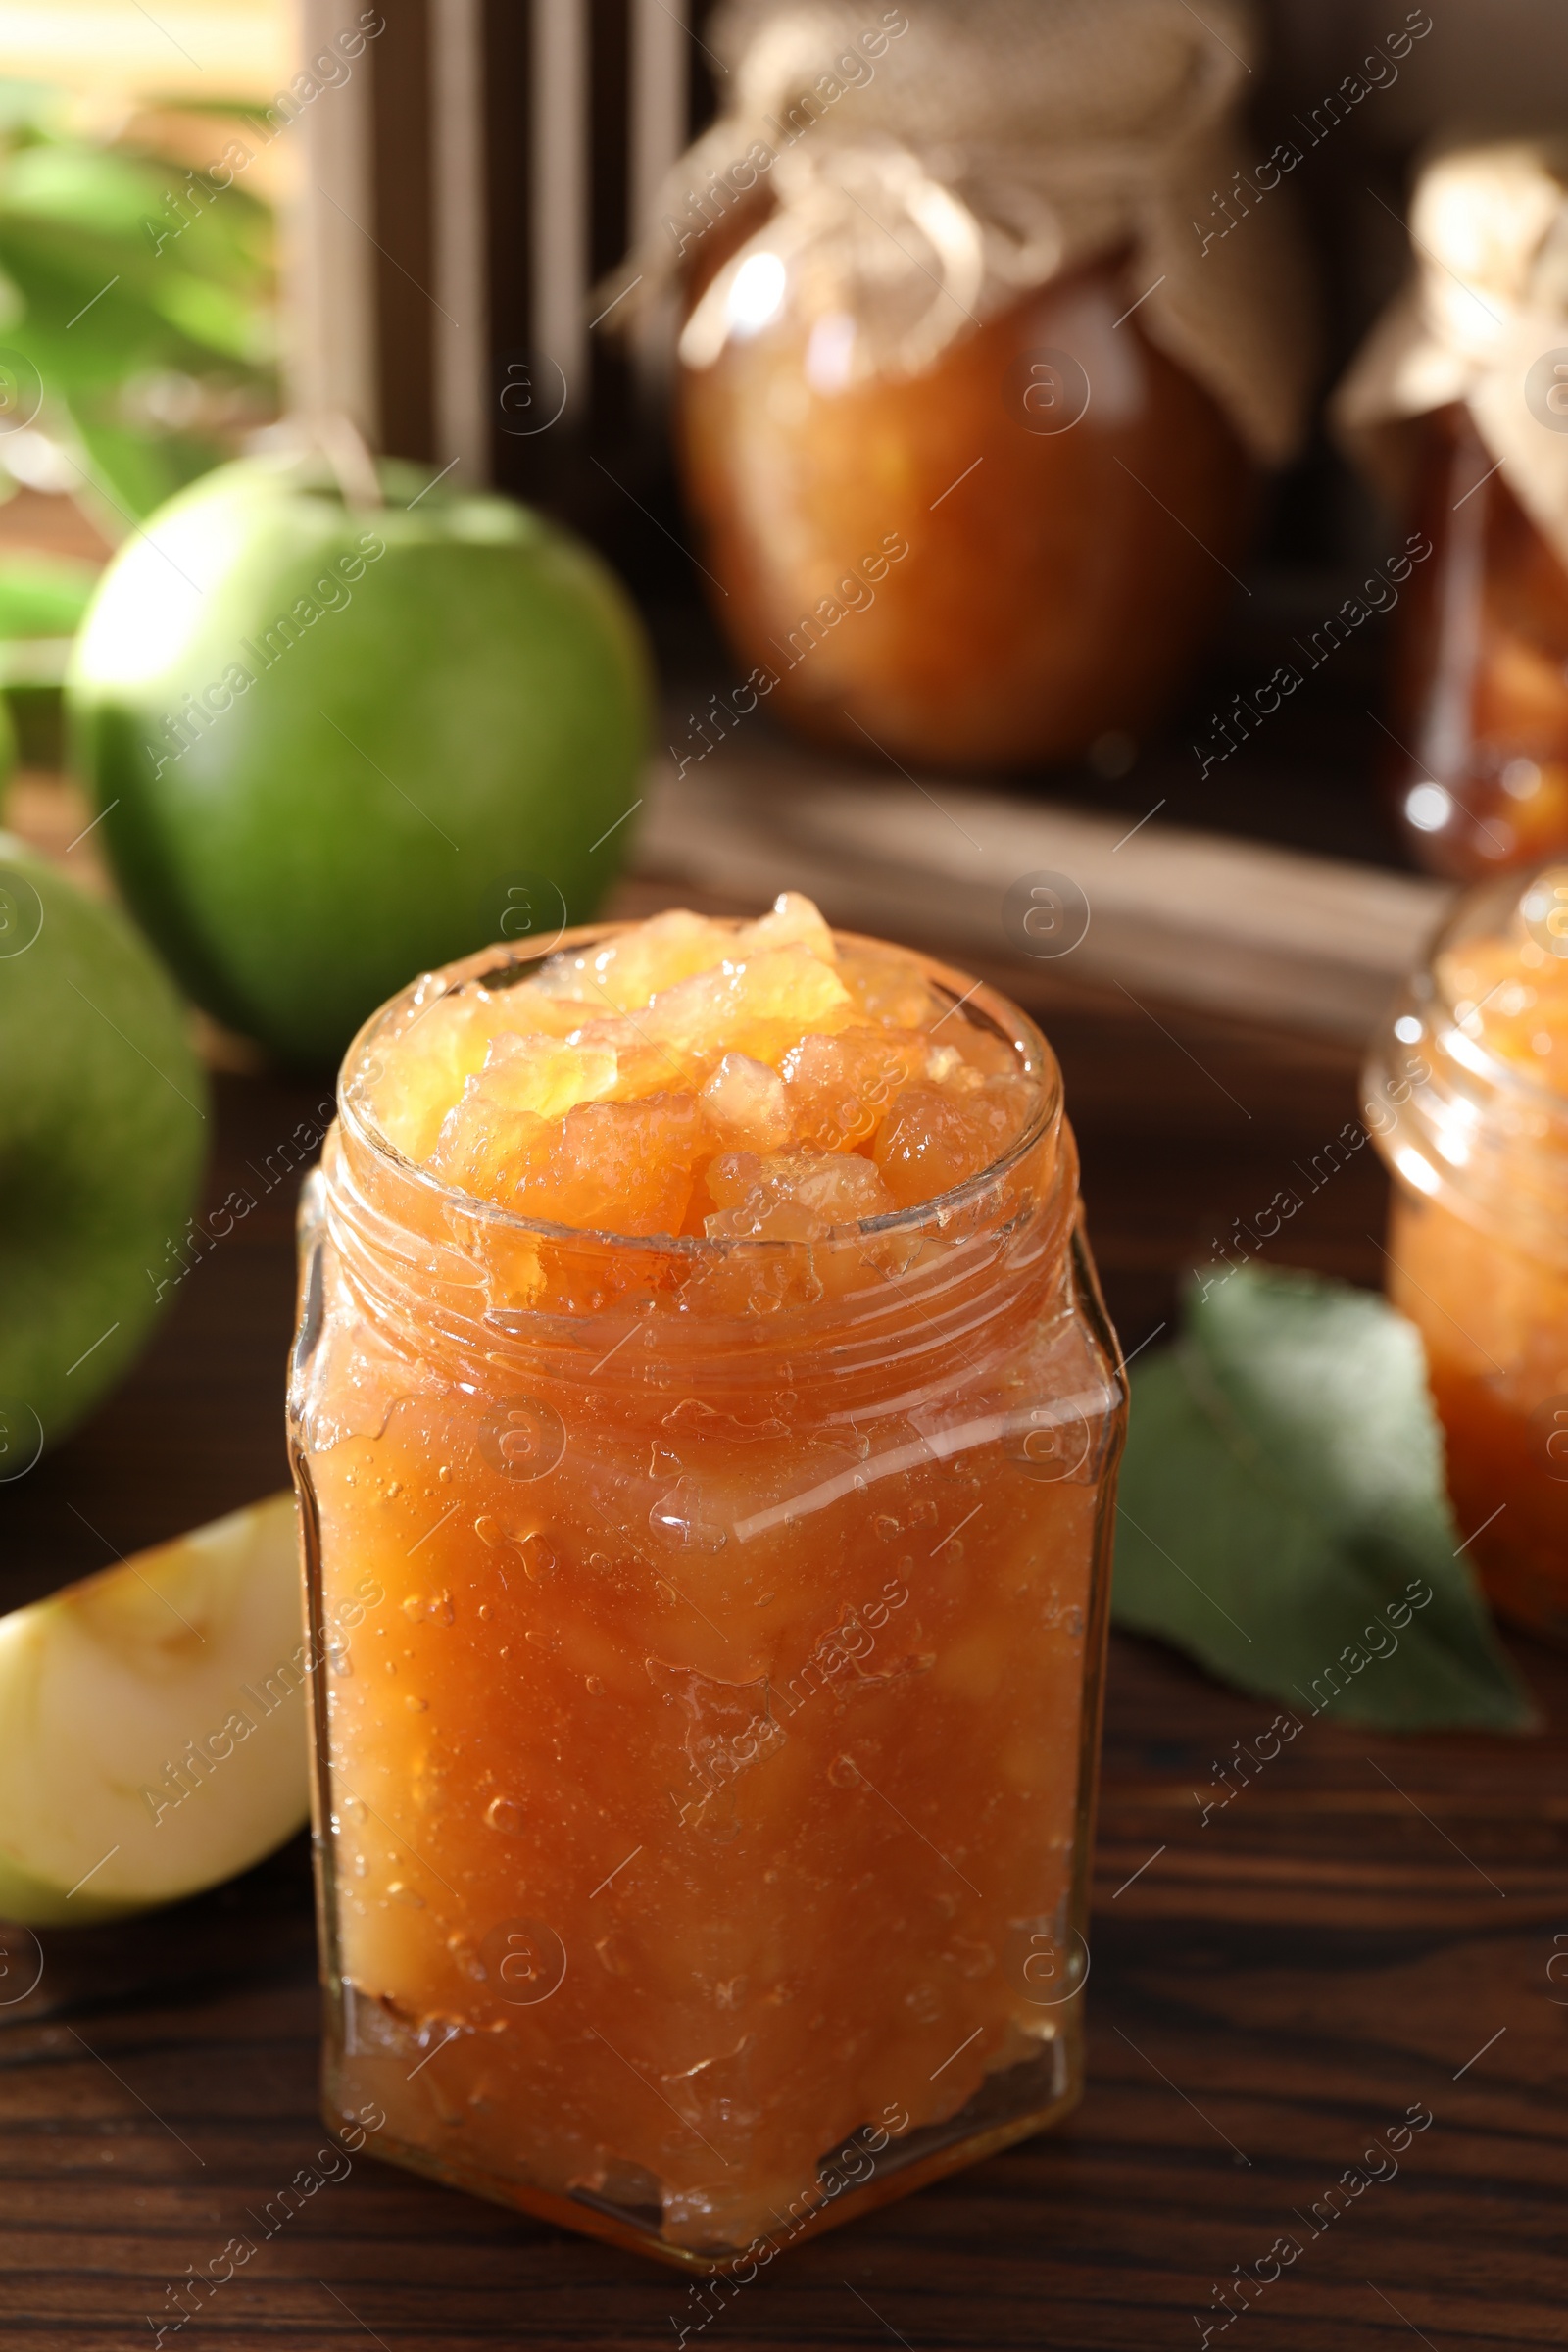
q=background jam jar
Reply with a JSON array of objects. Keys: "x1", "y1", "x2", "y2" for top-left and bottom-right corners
[
  {"x1": 289, "y1": 924, "x2": 1126, "y2": 2271},
  {"x1": 1335, "y1": 136, "x2": 1568, "y2": 876},
  {"x1": 1366, "y1": 865, "x2": 1568, "y2": 1642},
  {"x1": 676, "y1": 223, "x2": 1256, "y2": 770},
  {"x1": 636, "y1": 0, "x2": 1313, "y2": 773},
  {"x1": 1382, "y1": 404, "x2": 1568, "y2": 878}
]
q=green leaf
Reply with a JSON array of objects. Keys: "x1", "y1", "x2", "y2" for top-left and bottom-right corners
[
  {"x1": 3, "y1": 141, "x2": 178, "y2": 244},
  {"x1": 0, "y1": 109, "x2": 276, "y2": 469},
  {"x1": 141, "y1": 265, "x2": 259, "y2": 360},
  {"x1": 0, "y1": 552, "x2": 96, "y2": 637},
  {"x1": 1112, "y1": 1265, "x2": 1536, "y2": 1733},
  {"x1": 0, "y1": 81, "x2": 63, "y2": 136},
  {"x1": 67, "y1": 415, "x2": 222, "y2": 523}
]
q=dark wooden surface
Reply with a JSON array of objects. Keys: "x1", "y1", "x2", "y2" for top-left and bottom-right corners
[{"x1": 3, "y1": 883, "x2": 1566, "y2": 2351}]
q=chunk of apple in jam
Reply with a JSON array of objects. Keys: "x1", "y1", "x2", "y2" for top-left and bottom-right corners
[{"x1": 360, "y1": 893, "x2": 1037, "y2": 1237}]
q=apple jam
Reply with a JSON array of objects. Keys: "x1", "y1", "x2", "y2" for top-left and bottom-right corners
[
  {"x1": 1366, "y1": 866, "x2": 1568, "y2": 1640},
  {"x1": 676, "y1": 242, "x2": 1254, "y2": 771},
  {"x1": 289, "y1": 897, "x2": 1125, "y2": 2268}
]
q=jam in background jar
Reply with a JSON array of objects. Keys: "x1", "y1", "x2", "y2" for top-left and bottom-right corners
[
  {"x1": 625, "y1": 0, "x2": 1314, "y2": 775},
  {"x1": 677, "y1": 217, "x2": 1255, "y2": 770},
  {"x1": 1335, "y1": 136, "x2": 1568, "y2": 876},
  {"x1": 1366, "y1": 864, "x2": 1568, "y2": 1641}
]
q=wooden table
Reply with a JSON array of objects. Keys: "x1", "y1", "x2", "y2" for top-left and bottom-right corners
[{"x1": 4, "y1": 883, "x2": 1565, "y2": 2352}]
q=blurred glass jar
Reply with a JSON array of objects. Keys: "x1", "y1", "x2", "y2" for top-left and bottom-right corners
[
  {"x1": 621, "y1": 0, "x2": 1314, "y2": 773},
  {"x1": 677, "y1": 222, "x2": 1253, "y2": 769},
  {"x1": 1365, "y1": 862, "x2": 1568, "y2": 1642},
  {"x1": 1337, "y1": 138, "x2": 1568, "y2": 877},
  {"x1": 1381, "y1": 405, "x2": 1568, "y2": 878}
]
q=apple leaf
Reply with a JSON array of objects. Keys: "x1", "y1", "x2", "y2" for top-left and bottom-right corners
[
  {"x1": 1111, "y1": 1266, "x2": 1535, "y2": 1732},
  {"x1": 0, "y1": 553, "x2": 97, "y2": 638}
]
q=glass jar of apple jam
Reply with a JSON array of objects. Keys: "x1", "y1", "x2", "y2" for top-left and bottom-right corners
[
  {"x1": 1365, "y1": 864, "x2": 1568, "y2": 1642},
  {"x1": 1334, "y1": 137, "x2": 1568, "y2": 877},
  {"x1": 677, "y1": 234, "x2": 1255, "y2": 770},
  {"x1": 288, "y1": 896, "x2": 1125, "y2": 2271},
  {"x1": 628, "y1": 0, "x2": 1314, "y2": 772}
]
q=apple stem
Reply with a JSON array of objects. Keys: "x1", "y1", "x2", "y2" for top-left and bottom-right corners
[{"x1": 312, "y1": 412, "x2": 384, "y2": 510}]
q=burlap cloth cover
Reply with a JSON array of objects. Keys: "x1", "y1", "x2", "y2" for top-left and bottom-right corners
[
  {"x1": 612, "y1": 0, "x2": 1316, "y2": 466},
  {"x1": 1335, "y1": 138, "x2": 1568, "y2": 568}
]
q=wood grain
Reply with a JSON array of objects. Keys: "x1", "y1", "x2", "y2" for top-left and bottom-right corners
[
  {"x1": 632, "y1": 741, "x2": 1451, "y2": 1041},
  {"x1": 2, "y1": 905, "x2": 1564, "y2": 2352}
]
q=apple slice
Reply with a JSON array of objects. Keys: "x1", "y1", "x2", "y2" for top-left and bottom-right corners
[{"x1": 0, "y1": 1492, "x2": 310, "y2": 1926}]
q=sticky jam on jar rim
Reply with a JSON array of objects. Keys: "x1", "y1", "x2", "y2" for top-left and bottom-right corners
[
  {"x1": 289, "y1": 916, "x2": 1125, "y2": 2273},
  {"x1": 1366, "y1": 865, "x2": 1568, "y2": 1642}
]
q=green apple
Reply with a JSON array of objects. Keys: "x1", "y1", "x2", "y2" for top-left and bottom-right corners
[
  {"x1": 66, "y1": 452, "x2": 654, "y2": 1067},
  {"x1": 0, "y1": 833, "x2": 207, "y2": 1460},
  {"x1": 0, "y1": 1493, "x2": 307, "y2": 1925}
]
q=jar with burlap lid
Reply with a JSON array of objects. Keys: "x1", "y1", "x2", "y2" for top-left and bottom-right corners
[
  {"x1": 611, "y1": 0, "x2": 1315, "y2": 772},
  {"x1": 1336, "y1": 138, "x2": 1568, "y2": 878}
]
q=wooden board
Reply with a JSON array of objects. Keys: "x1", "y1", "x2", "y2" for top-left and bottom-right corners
[
  {"x1": 633, "y1": 741, "x2": 1453, "y2": 1043},
  {"x1": 2, "y1": 892, "x2": 1564, "y2": 2352}
]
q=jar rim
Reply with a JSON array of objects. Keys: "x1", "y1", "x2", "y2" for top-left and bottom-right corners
[
  {"x1": 1423, "y1": 867, "x2": 1568, "y2": 1129},
  {"x1": 336, "y1": 918, "x2": 1065, "y2": 1255}
]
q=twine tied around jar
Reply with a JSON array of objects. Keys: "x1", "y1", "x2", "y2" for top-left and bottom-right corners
[
  {"x1": 1335, "y1": 138, "x2": 1568, "y2": 568},
  {"x1": 603, "y1": 0, "x2": 1316, "y2": 466}
]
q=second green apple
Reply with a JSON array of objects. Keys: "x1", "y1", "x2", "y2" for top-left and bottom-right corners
[{"x1": 67, "y1": 454, "x2": 653, "y2": 1067}]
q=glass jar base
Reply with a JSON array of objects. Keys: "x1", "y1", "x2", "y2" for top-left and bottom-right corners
[{"x1": 323, "y1": 2036, "x2": 1082, "y2": 2274}]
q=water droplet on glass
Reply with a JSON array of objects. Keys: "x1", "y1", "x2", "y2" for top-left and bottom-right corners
[
  {"x1": 446, "y1": 1931, "x2": 484, "y2": 1980},
  {"x1": 518, "y1": 1533, "x2": 557, "y2": 1582},
  {"x1": 485, "y1": 1795, "x2": 525, "y2": 1834},
  {"x1": 650, "y1": 1477, "x2": 728, "y2": 1550}
]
